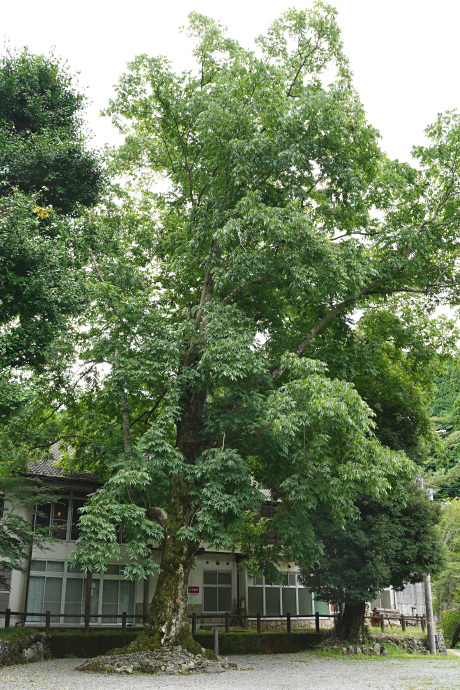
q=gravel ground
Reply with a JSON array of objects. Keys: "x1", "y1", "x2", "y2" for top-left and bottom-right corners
[{"x1": 2, "y1": 653, "x2": 460, "y2": 690}]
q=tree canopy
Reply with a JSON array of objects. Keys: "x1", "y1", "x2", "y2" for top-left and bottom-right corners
[
  {"x1": 0, "y1": 49, "x2": 103, "y2": 403},
  {"x1": 300, "y1": 485, "x2": 443, "y2": 640},
  {"x1": 18, "y1": 4, "x2": 460, "y2": 649},
  {"x1": 0, "y1": 50, "x2": 103, "y2": 587}
]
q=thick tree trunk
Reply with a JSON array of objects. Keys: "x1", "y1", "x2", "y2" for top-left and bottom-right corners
[
  {"x1": 335, "y1": 602, "x2": 367, "y2": 643},
  {"x1": 130, "y1": 474, "x2": 199, "y2": 650},
  {"x1": 130, "y1": 388, "x2": 207, "y2": 652}
]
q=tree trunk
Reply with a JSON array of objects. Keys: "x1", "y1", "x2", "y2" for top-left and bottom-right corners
[
  {"x1": 130, "y1": 388, "x2": 207, "y2": 652},
  {"x1": 335, "y1": 602, "x2": 367, "y2": 643},
  {"x1": 130, "y1": 474, "x2": 199, "y2": 651}
]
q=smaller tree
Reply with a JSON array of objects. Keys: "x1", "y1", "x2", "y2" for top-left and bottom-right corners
[
  {"x1": 0, "y1": 447, "x2": 55, "y2": 590},
  {"x1": 299, "y1": 485, "x2": 444, "y2": 642}
]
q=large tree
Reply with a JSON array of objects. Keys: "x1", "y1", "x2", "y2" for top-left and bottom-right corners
[
  {"x1": 299, "y1": 485, "x2": 444, "y2": 642},
  {"x1": 31, "y1": 4, "x2": 460, "y2": 650},
  {"x1": 0, "y1": 49, "x2": 103, "y2": 382},
  {"x1": 0, "y1": 49, "x2": 103, "y2": 587}
]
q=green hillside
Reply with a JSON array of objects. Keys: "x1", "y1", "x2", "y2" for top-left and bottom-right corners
[{"x1": 426, "y1": 363, "x2": 460, "y2": 499}]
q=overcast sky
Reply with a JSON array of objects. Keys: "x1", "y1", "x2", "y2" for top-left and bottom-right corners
[{"x1": 2, "y1": 0, "x2": 459, "y2": 162}]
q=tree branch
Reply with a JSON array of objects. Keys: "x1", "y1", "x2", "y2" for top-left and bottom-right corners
[{"x1": 222, "y1": 278, "x2": 266, "y2": 303}]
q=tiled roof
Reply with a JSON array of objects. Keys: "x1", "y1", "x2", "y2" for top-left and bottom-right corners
[{"x1": 27, "y1": 444, "x2": 99, "y2": 485}]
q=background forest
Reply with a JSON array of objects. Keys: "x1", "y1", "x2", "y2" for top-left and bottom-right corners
[{"x1": 427, "y1": 364, "x2": 460, "y2": 498}]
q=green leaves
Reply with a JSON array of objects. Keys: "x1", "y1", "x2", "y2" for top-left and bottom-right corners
[
  {"x1": 300, "y1": 485, "x2": 444, "y2": 606},
  {"x1": 24, "y1": 6, "x2": 460, "y2": 596},
  {"x1": 189, "y1": 447, "x2": 262, "y2": 547},
  {"x1": 0, "y1": 49, "x2": 103, "y2": 214}
]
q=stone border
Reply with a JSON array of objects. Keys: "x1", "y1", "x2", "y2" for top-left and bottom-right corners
[
  {"x1": 76, "y1": 645, "x2": 237, "y2": 675},
  {"x1": 0, "y1": 633, "x2": 50, "y2": 666}
]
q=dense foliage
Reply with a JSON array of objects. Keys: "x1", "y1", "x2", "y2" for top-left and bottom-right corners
[
  {"x1": 0, "y1": 50, "x2": 103, "y2": 384},
  {"x1": 302, "y1": 487, "x2": 443, "y2": 604},
  {"x1": 300, "y1": 485, "x2": 443, "y2": 640},
  {"x1": 0, "y1": 50, "x2": 103, "y2": 587},
  {"x1": 0, "y1": 49, "x2": 102, "y2": 213},
  {"x1": 422, "y1": 363, "x2": 460, "y2": 498},
  {"x1": 13, "y1": 4, "x2": 460, "y2": 647}
]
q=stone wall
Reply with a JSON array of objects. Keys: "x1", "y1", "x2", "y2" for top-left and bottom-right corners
[{"x1": 0, "y1": 633, "x2": 50, "y2": 667}]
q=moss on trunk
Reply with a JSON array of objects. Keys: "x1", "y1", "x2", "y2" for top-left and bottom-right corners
[
  {"x1": 129, "y1": 473, "x2": 200, "y2": 652},
  {"x1": 130, "y1": 386, "x2": 210, "y2": 653}
]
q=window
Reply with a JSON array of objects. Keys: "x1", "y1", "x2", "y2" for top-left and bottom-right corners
[
  {"x1": 27, "y1": 561, "x2": 65, "y2": 622},
  {"x1": 34, "y1": 493, "x2": 87, "y2": 541},
  {"x1": 33, "y1": 494, "x2": 126, "y2": 543},
  {"x1": 258, "y1": 503, "x2": 281, "y2": 545},
  {"x1": 26, "y1": 560, "x2": 135, "y2": 625},
  {"x1": 70, "y1": 498, "x2": 86, "y2": 541},
  {"x1": 203, "y1": 571, "x2": 232, "y2": 612},
  {"x1": 248, "y1": 572, "x2": 313, "y2": 617}
]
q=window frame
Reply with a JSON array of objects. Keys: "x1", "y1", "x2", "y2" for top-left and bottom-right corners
[
  {"x1": 247, "y1": 572, "x2": 313, "y2": 617},
  {"x1": 26, "y1": 560, "x2": 135, "y2": 625},
  {"x1": 202, "y1": 570, "x2": 233, "y2": 613}
]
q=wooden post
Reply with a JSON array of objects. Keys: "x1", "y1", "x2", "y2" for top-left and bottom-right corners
[
  {"x1": 45, "y1": 611, "x2": 51, "y2": 633},
  {"x1": 315, "y1": 612, "x2": 320, "y2": 633},
  {"x1": 225, "y1": 612, "x2": 229, "y2": 633},
  {"x1": 286, "y1": 612, "x2": 291, "y2": 633},
  {"x1": 192, "y1": 612, "x2": 197, "y2": 634},
  {"x1": 143, "y1": 577, "x2": 149, "y2": 622},
  {"x1": 84, "y1": 571, "x2": 92, "y2": 634},
  {"x1": 214, "y1": 629, "x2": 219, "y2": 657},
  {"x1": 401, "y1": 614, "x2": 406, "y2": 632},
  {"x1": 5, "y1": 609, "x2": 10, "y2": 628},
  {"x1": 380, "y1": 614, "x2": 385, "y2": 632},
  {"x1": 121, "y1": 611, "x2": 127, "y2": 633},
  {"x1": 421, "y1": 616, "x2": 426, "y2": 633},
  {"x1": 416, "y1": 615, "x2": 420, "y2": 628},
  {"x1": 257, "y1": 612, "x2": 261, "y2": 634}
]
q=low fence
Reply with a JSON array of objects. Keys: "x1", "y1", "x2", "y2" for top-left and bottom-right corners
[
  {"x1": 0, "y1": 609, "x2": 334, "y2": 634},
  {"x1": 0, "y1": 609, "x2": 428, "y2": 635},
  {"x1": 190, "y1": 612, "x2": 334, "y2": 634},
  {"x1": 365, "y1": 612, "x2": 428, "y2": 633},
  {"x1": 0, "y1": 609, "x2": 146, "y2": 633}
]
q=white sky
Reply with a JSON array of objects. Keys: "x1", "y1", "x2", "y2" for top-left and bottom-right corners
[{"x1": 2, "y1": 0, "x2": 459, "y2": 162}]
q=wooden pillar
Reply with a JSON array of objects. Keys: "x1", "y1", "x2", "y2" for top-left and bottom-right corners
[
  {"x1": 143, "y1": 576, "x2": 149, "y2": 620},
  {"x1": 84, "y1": 571, "x2": 92, "y2": 634}
]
